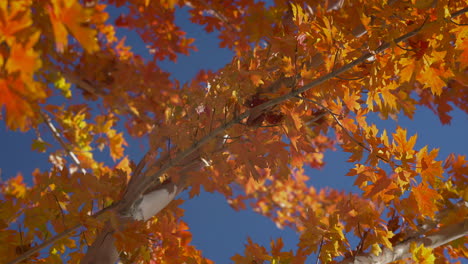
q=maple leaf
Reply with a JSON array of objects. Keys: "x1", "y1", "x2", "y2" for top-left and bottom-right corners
[
  {"x1": 342, "y1": 90, "x2": 361, "y2": 111},
  {"x1": 408, "y1": 39, "x2": 430, "y2": 60},
  {"x1": 363, "y1": 174, "x2": 399, "y2": 204},
  {"x1": 392, "y1": 127, "x2": 417, "y2": 162},
  {"x1": 410, "y1": 242, "x2": 435, "y2": 264},
  {"x1": 380, "y1": 82, "x2": 399, "y2": 110},
  {"x1": 107, "y1": 130, "x2": 127, "y2": 161},
  {"x1": 416, "y1": 146, "x2": 443, "y2": 186},
  {"x1": 3, "y1": 2, "x2": 468, "y2": 264},
  {"x1": 420, "y1": 66, "x2": 447, "y2": 96},
  {"x1": 399, "y1": 57, "x2": 416, "y2": 83},
  {"x1": 5, "y1": 31, "x2": 42, "y2": 83},
  {"x1": 0, "y1": 2, "x2": 32, "y2": 44},
  {"x1": 0, "y1": 78, "x2": 36, "y2": 131},
  {"x1": 48, "y1": 0, "x2": 99, "y2": 53},
  {"x1": 4, "y1": 174, "x2": 27, "y2": 198},
  {"x1": 412, "y1": 183, "x2": 442, "y2": 219}
]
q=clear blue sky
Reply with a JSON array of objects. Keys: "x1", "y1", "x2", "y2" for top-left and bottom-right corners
[{"x1": 1, "y1": 4, "x2": 467, "y2": 264}]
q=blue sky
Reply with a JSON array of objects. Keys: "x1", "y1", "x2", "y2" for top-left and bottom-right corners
[{"x1": 1, "y1": 3, "x2": 467, "y2": 264}]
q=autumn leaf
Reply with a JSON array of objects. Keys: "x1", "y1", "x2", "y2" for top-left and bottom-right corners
[
  {"x1": 342, "y1": 90, "x2": 361, "y2": 111},
  {"x1": 48, "y1": 0, "x2": 99, "y2": 53},
  {"x1": 4, "y1": 174, "x2": 27, "y2": 198},
  {"x1": 410, "y1": 242, "x2": 435, "y2": 264},
  {"x1": 399, "y1": 57, "x2": 416, "y2": 83},
  {"x1": 2, "y1": 2, "x2": 467, "y2": 264},
  {"x1": 290, "y1": 2, "x2": 307, "y2": 26},
  {"x1": 0, "y1": 2, "x2": 32, "y2": 43},
  {"x1": 107, "y1": 130, "x2": 127, "y2": 161},
  {"x1": 0, "y1": 78, "x2": 36, "y2": 131},
  {"x1": 416, "y1": 146, "x2": 443, "y2": 186},
  {"x1": 249, "y1": 74, "x2": 264, "y2": 86},
  {"x1": 392, "y1": 127, "x2": 417, "y2": 161},
  {"x1": 420, "y1": 66, "x2": 447, "y2": 96},
  {"x1": 412, "y1": 183, "x2": 442, "y2": 219},
  {"x1": 5, "y1": 31, "x2": 42, "y2": 83}
]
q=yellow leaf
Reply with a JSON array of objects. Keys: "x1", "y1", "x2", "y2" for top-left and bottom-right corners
[
  {"x1": 410, "y1": 242, "x2": 435, "y2": 264},
  {"x1": 54, "y1": 75, "x2": 72, "y2": 98},
  {"x1": 371, "y1": 244, "x2": 382, "y2": 256},
  {"x1": 291, "y1": 3, "x2": 305, "y2": 25},
  {"x1": 116, "y1": 156, "x2": 132, "y2": 174},
  {"x1": 159, "y1": 0, "x2": 177, "y2": 9},
  {"x1": 416, "y1": 147, "x2": 443, "y2": 185}
]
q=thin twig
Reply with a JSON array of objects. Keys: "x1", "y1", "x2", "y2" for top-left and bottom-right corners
[
  {"x1": 316, "y1": 236, "x2": 324, "y2": 264},
  {"x1": 335, "y1": 75, "x2": 366, "y2": 81},
  {"x1": 296, "y1": 95, "x2": 390, "y2": 163},
  {"x1": 395, "y1": 42, "x2": 414, "y2": 51},
  {"x1": 448, "y1": 19, "x2": 468, "y2": 26},
  {"x1": 451, "y1": 7, "x2": 468, "y2": 17},
  {"x1": 39, "y1": 111, "x2": 87, "y2": 174},
  {"x1": 192, "y1": 0, "x2": 240, "y2": 33},
  {"x1": 6, "y1": 203, "x2": 118, "y2": 264},
  {"x1": 51, "y1": 191, "x2": 67, "y2": 228},
  {"x1": 53, "y1": 66, "x2": 143, "y2": 121}
]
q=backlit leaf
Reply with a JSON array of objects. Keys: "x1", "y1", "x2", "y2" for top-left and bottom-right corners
[{"x1": 412, "y1": 183, "x2": 442, "y2": 219}]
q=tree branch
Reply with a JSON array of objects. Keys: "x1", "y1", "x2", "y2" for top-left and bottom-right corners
[
  {"x1": 39, "y1": 110, "x2": 86, "y2": 174},
  {"x1": 296, "y1": 96, "x2": 390, "y2": 163},
  {"x1": 81, "y1": 152, "x2": 209, "y2": 264},
  {"x1": 119, "y1": 8, "x2": 463, "y2": 214},
  {"x1": 339, "y1": 219, "x2": 468, "y2": 264},
  {"x1": 5, "y1": 203, "x2": 118, "y2": 264},
  {"x1": 10, "y1": 7, "x2": 467, "y2": 264}
]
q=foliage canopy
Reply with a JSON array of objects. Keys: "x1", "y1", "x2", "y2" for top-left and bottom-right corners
[{"x1": 0, "y1": 0, "x2": 467, "y2": 263}]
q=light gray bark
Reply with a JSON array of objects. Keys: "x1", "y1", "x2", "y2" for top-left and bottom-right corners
[{"x1": 339, "y1": 219, "x2": 468, "y2": 264}]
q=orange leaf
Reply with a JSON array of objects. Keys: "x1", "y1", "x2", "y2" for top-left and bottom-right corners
[
  {"x1": 416, "y1": 147, "x2": 443, "y2": 186},
  {"x1": 48, "y1": 0, "x2": 99, "y2": 53},
  {"x1": 343, "y1": 90, "x2": 361, "y2": 111},
  {"x1": 107, "y1": 130, "x2": 127, "y2": 161},
  {"x1": 0, "y1": 78, "x2": 35, "y2": 131},
  {"x1": 392, "y1": 127, "x2": 417, "y2": 159},
  {"x1": 420, "y1": 67, "x2": 446, "y2": 96},
  {"x1": 249, "y1": 74, "x2": 264, "y2": 86},
  {"x1": 0, "y1": 2, "x2": 32, "y2": 43},
  {"x1": 4, "y1": 174, "x2": 27, "y2": 198},
  {"x1": 412, "y1": 183, "x2": 442, "y2": 219},
  {"x1": 399, "y1": 58, "x2": 416, "y2": 83},
  {"x1": 5, "y1": 31, "x2": 42, "y2": 82}
]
